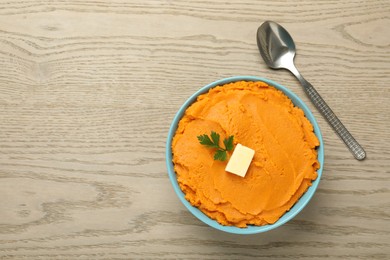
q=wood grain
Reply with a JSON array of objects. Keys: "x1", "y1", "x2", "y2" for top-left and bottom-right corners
[{"x1": 0, "y1": 0, "x2": 389, "y2": 259}]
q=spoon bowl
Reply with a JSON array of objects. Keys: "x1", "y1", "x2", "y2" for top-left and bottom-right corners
[
  {"x1": 256, "y1": 21, "x2": 366, "y2": 160},
  {"x1": 257, "y1": 21, "x2": 296, "y2": 70}
]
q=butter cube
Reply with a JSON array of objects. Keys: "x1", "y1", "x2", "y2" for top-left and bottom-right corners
[{"x1": 225, "y1": 144, "x2": 255, "y2": 177}]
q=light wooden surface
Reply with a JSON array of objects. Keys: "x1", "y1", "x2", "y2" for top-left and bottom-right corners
[{"x1": 0, "y1": 0, "x2": 389, "y2": 259}]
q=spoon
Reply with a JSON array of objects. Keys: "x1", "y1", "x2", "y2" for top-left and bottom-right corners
[{"x1": 257, "y1": 21, "x2": 366, "y2": 160}]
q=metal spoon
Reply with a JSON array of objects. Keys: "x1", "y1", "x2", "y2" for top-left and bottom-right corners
[{"x1": 257, "y1": 21, "x2": 366, "y2": 160}]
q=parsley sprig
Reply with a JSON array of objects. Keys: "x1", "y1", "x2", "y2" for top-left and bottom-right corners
[{"x1": 197, "y1": 131, "x2": 234, "y2": 161}]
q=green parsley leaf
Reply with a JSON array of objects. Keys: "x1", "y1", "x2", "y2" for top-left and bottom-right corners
[
  {"x1": 197, "y1": 131, "x2": 235, "y2": 161},
  {"x1": 197, "y1": 134, "x2": 216, "y2": 148},
  {"x1": 223, "y1": 135, "x2": 234, "y2": 151},
  {"x1": 214, "y1": 149, "x2": 227, "y2": 161},
  {"x1": 210, "y1": 131, "x2": 220, "y2": 147}
]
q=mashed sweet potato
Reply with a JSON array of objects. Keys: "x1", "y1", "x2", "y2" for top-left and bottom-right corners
[{"x1": 172, "y1": 81, "x2": 320, "y2": 227}]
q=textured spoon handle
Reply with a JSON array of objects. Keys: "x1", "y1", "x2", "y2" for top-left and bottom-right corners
[{"x1": 301, "y1": 78, "x2": 366, "y2": 160}]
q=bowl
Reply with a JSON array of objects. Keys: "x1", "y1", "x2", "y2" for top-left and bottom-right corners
[{"x1": 166, "y1": 76, "x2": 324, "y2": 234}]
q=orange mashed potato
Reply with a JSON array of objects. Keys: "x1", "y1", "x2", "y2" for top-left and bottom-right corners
[{"x1": 172, "y1": 81, "x2": 320, "y2": 227}]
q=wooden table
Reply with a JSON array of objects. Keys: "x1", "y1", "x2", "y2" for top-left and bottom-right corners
[{"x1": 0, "y1": 1, "x2": 389, "y2": 259}]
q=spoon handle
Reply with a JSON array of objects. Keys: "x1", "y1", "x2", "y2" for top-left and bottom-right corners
[{"x1": 299, "y1": 77, "x2": 366, "y2": 160}]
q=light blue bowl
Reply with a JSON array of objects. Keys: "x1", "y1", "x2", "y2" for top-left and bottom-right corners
[{"x1": 166, "y1": 76, "x2": 324, "y2": 234}]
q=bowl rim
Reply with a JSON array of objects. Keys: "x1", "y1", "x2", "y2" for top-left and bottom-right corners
[{"x1": 165, "y1": 76, "x2": 324, "y2": 234}]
